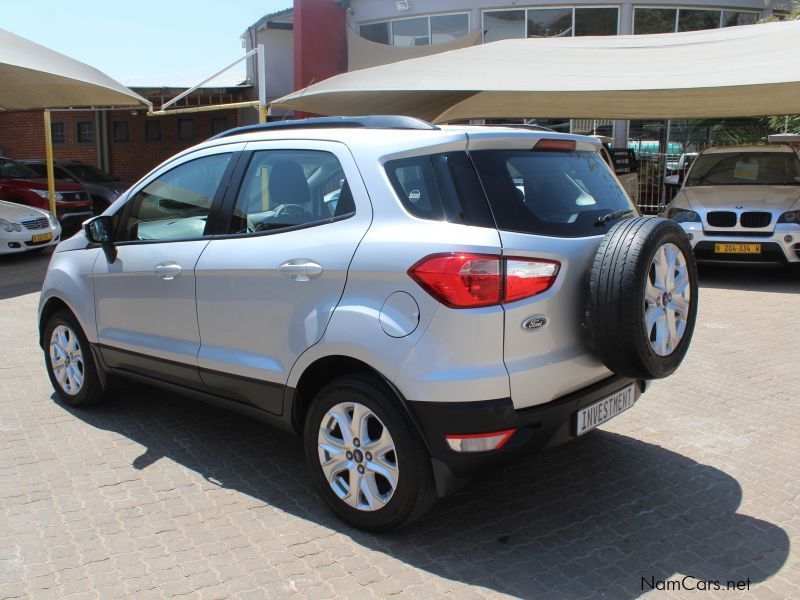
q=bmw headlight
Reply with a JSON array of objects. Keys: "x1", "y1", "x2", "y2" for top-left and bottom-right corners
[
  {"x1": 778, "y1": 210, "x2": 800, "y2": 224},
  {"x1": 666, "y1": 207, "x2": 701, "y2": 223},
  {"x1": 28, "y1": 189, "x2": 63, "y2": 201},
  {"x1": 0, "y1": 218, "x2": 22, "y2": 232}
]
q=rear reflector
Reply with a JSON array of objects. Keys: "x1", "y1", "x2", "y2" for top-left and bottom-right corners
[
  {"x1": 445, "y1": 429, "x2": 516, "y2": 453},
  {"x1": 409, "y1": 253, "x2": 560, "y2": 308},
  {"x1": 533, "y1": 139, "x2": 577, "y2": 152}
]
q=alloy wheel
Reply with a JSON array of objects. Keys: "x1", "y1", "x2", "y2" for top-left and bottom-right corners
[
  {"x1": 644, "y1": 242, "x2": 691, "y2": 356},
  {"x1": 49, "y1": 324, "x2": 85, "y2": 395}
]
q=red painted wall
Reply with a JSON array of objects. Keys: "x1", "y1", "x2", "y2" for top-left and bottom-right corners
[{"x1": 293, "y1": 0, "x2": 348, "y2": 91}]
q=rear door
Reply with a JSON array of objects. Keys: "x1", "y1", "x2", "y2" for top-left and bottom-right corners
[
  {"x1": 193, "y1": 140, "x2": 372, "y2": 415},
  {"x1": 469, "y1": 134, "x2": 636, "y2": 409}
]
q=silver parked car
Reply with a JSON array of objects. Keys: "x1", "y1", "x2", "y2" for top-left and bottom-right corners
[
  {"x1": 666, "y1": 145, "x2": 800, "y2": 272},
  {"x1": 39, "y1": 117, "x2": 699, "y2": 531}
]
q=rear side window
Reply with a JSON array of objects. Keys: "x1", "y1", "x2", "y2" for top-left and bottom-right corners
[
  {"x1": 384, "y1": 152, "x2": 495, "y2": 228},
  {"x1": 470, "y1": 149, "x2": 632, "y2": 237}
]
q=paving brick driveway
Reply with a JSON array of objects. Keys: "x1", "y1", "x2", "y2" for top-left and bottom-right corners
[{"x1": 1, "y1": 249, "x2": 799, "y2": 599}]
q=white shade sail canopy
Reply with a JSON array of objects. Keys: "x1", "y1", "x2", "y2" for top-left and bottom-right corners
[
  {"x1": 0, "y1": 27, "x2": 148, "y2": 110},
  {"x1": 274, "y1": 20, "x2": 800, "y2": 122}
]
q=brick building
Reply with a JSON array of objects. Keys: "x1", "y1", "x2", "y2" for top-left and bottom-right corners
[{"x1": 0, "y1": 86, "x2": 254, "y2": 183}]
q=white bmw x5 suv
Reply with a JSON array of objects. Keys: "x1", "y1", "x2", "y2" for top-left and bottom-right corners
[{"x1": 39, "y1": 116, "x2": 698, "y2": 531}]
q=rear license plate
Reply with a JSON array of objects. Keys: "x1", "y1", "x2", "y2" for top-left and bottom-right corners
[
  {"x1": 576, "y1": 384, "x2": 636, "y2": 436},
  {"x1": 31, "y1": 232, "x2": 53, "y2": 244},
  {"x1": 714, "y1": 243, "x2": 760, "y2": 254}
]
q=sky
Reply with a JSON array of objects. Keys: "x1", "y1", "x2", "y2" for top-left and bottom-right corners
[{"x1": 1, "y1": 0, "x2": 292, "y2": 87}]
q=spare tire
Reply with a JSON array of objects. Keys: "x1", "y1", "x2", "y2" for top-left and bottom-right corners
[{"x1": 587, "y1": 217, "x2": 698, "y2": 379}]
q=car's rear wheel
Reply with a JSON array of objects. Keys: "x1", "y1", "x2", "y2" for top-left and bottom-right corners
[
  {"x1": 587, "y1": 217, "x2": 699, "y2": 379},
  {"x1": 43, "y1": 310, "x2": 106, "y2": 407},
  {"x1": 304, "y1": 374, "x2": 436, "y2": 531}
]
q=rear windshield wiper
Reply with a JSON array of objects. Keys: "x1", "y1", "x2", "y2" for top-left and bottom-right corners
[{"x1": 595, "y1": 209, "x2": 634, "y2": 227}]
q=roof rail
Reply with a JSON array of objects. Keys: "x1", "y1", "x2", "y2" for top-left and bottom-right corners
[{"x1": 209, "y1": 115, "x2": 439, "y2": 140}]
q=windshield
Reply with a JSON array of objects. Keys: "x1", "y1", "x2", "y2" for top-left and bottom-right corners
[
  {"x1": 0, "y1": 158, "x2": 39, "y2": 179},
  {"x1": 686, "y1": 151, "x2": 800, "y2": 186},
  {"x1": 68, "y1": 164, "x2": 117, "y2": 183},
  {"x1": 470, "y1": 149, "x2": 633, "y2": 237}
]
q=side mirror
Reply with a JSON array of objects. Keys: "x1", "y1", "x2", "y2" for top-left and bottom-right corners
[{"x1": 84, "y1": 215, "x2": 117, "y2": 262}]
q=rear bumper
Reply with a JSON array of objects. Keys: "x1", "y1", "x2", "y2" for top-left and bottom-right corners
[{"x1": 407, "y1": 375, "x2": 645, "y2": 496}]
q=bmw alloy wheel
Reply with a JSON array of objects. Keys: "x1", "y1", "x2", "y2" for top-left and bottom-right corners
[
  {"x1": 317, "y1": 402, "x2": 399, "y2": 511},
  {"x1": 49, "y1": 324, "x2": 85, "y2": 395},
  {"x1": 644, "y1": 242, "x2": 691, "y2": 356}
]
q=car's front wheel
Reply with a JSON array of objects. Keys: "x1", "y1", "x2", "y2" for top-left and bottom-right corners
[
  {"x1": 304, "y1": 374, "x2": 437, "y2": 531},
  {"x1": 43, "y1": 310, "x2": 106, "y2": 407}
]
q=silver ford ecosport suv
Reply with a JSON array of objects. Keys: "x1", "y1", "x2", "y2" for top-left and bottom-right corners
[{"x1": 39, "y1": 116, "x2": 698, "y2": 531}]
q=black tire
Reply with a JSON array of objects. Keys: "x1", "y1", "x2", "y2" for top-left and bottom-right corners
[
  {"x1": 304, "y1": 373, "x2": 437, "y2": 531},
  {"x1": 43, "y1": 309, "x2": 107, "y2": 407},
  {"x1": 587, "y1": 217, "x2": 698, "y2": 380}
]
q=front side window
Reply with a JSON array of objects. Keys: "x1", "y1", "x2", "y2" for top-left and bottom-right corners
[
  {"x1": 686, "y1": 152, "x2": 800, "y2": 187},
  {"x1": 229, "y1": 150, "x2": 355, "y2": 235},
  {"x1": 470, "y1": 148, "x2": 633, "y2": 237},
  {"x1": 575, "y1": 8, "x2": 618, "y2": 36},
  {"x1": 0, "y1": 158, "x2": 39, "y2": 179},
  {"x1": 120, "y1": 153, "x2": 232, "y2": 242}
]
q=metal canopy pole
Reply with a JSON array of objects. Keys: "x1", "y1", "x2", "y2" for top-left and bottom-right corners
[
  {"x1": 257, "y1": 44, "x2": 267, "y2": 124},
  {"x1": 43, "y1": 110, "x2": 57, "y2": 216}
]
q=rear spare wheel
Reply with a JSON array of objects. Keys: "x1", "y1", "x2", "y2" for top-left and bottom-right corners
[{"x1": 587, "y1": 217, "x2": 698, "y2": 379}]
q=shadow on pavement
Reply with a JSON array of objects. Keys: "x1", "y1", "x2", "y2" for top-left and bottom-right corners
[
  {"x1": 0, "y1": 248, "x2": 52, "y2": 300},
  {"x1": 698, "y1": 263, "x2": 800, "y2": 294},
  {"x1": 61, "y1": 383, "x2": 790, "y2": 599}
]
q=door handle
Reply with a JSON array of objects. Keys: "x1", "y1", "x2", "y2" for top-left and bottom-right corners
[
  {"x1": 279, "y1": 259, "x2": 323, "y2": 282},
  {"x1": 154, "y1": 262, "x2": 182, "y2": 280}
]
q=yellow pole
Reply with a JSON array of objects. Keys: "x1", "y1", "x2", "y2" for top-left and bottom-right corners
[
  {"x1": 43, "y1": 110, "x2": 57, "y2": 216},
  {"x1": 258, "y1": 104, "x2": 267, "y2": 124}
]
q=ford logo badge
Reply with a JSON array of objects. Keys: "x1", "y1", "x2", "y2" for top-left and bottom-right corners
[{"x1": 522, "y1": 316, "x2": 546, "y2": 330}]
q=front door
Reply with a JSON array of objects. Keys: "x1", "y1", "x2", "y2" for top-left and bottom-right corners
[
  {"x1": 93, "y1": 149, "x2": 236, "y2": 388},
  {"x1": 194, "y1": 142, "x2": 372, "y2": 414}
]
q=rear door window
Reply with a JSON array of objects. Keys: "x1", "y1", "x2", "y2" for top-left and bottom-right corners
[{"x1": 470, "y1": 149, "x2": 633, "y2": 237}]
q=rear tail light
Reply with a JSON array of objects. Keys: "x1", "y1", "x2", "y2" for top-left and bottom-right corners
[
  {"x1": 445, "y1": 429, "x2": 516, "y2": 453},
  {"x1": 409, "y1": 253, "x2": 559, "y2": 308}
]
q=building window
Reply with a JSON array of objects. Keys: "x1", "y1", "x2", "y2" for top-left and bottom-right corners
[
  {"x1": 575, "y1": 8, "x2": 619, "y2": 36},
  {"x1": 145, "y1": 119, "x2": 162, "y2": 142},
  {"x1": 360, "y1": 21, "x2": 390, "y2": 44},
  {"x1": 483, "y1": 10, "x2": 526, "y2": 42},
  {"x1": 678, "y1": 9, "x2": 722, "y2": 32},
  {"x1": 360, "y1": 13, "x2": 470, "y2": 46},
  {"x1": 76, "y1": 121, "x2": 93, "y2": 144},
  {"x1": 722, "y1": 11, "x2": 759, "y2": 27},
  {"x1": 51, "y1": 121, "x2": 66, "y2": 145},
  {"x1": 633, "y1": 8, "x2": 677, "y2": 34},
  {"x1": 211, "y1": 117, "x2": 229, "y2": 136},
  {"x1": 177, "y1": 118, "x2": 195, "y2": 141},
  {"x1": 112, "y1": 120, "x2": 130, "y2": 143},
  {"x1": 393, "y1": 16, "x2": 430, "y2": 46},
  {"x1": 527, "y1": 8, "x2": 573, "y2": 38},
  {"x1": 431, "y1": 14, "x2": 469, "y2": 43}
]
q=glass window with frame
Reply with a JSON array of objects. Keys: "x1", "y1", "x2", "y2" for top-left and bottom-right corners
[
  {"x1": 145, "y1": 119, "x2": 162, "y2": 142},
  {"x1": 211, "y1": 117, "x2": 229, "y2": 136},
  {"x1": 76, "y1": 121, "x2": 93, "y2": 144},
  {"x1": 392, "y1": 16, "x2": 430, "y2": 46},
  {"x1": 360, "y1": 21, "x2": 391, "y2": 44},
  {"x1": 575, "y1": 7, "x2": 618, "y2": 36},
  {"x1": 633, "y1": 8, "x2": 677, "y2": 34},
  {"x1": 678, "y1": 9, "x2": 721, "y2": 32},
  {"x1": 430, "y1": 14, "x2": 469, "y2": 43},
  {"x1": 527, "y1": 8, "x2": 573, "y2": 38},
  {"x1": 484, "y1": 10, "x2": 526, "y2": 42},
  {"x1": 229, "y1": 150, "x2": 356, "y2": 235},
  {"x1": 121, "y1": 153, "x2": 232, "y2": 242},
  {"x1": 51, "y1": 122, "x2": 66, "y2": 145},
  {"x1": 177, "y1": 118, "x2": 195, "y2": 141},
  {"x1": 112, "y1": 120, "x2": 130, "y2": 143},
  {"x1": 721, "y1": 11, "x2": 759, "y2": 27}
]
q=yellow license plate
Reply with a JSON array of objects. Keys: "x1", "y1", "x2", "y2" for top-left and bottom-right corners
[
  {"x1": 31, "y1": 232, "x2": 53, "y2": 244},
  {"x1": 715, "y1": 243, "x2": 761, "y2": 254}
]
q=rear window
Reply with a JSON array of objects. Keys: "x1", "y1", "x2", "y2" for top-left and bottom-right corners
[
  {"x1": 384, "y1": 152, "x2": 495, "y2": 228},
  {"x1": 470, "y1": 149, "x2": 633, "y2": 237}
]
